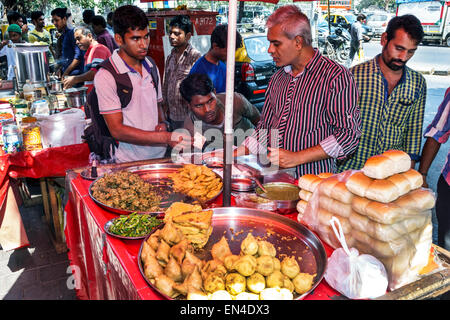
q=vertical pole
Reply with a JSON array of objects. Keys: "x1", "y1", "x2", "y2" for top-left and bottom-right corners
[{"x1": 223, "y1": 0, "x2": 238, "y2": 207}]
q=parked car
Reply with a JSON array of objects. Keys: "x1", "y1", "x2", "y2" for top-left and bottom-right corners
[
  {"x1": 323, "y1": 13, "x2": 373, "y2": 42},
  {"x1": 366, "y1": 12, "x2": 395, "y2": 37},
  {"x1": 235, "y1": 34, "x2": 277, "y2": 110}
]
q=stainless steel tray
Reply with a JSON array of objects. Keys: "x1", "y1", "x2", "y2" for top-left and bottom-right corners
[
  {"x1": 89, "y1": 163, "x2": 223, "y2": 215},
  {"x1": 138, "y1": 207, "x2": 327, "y2": 300}
]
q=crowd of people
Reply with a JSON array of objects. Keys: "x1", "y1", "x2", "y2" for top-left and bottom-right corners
[{"x1": 0, "y1": 5, "x2": 448, "y2": 250}]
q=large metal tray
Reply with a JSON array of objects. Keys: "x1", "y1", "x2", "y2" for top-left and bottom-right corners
[
  {"x1": 89, "y1": 163, "x2": 223, "y2": 215},
  {"x1": 138, "y1": 207, "x2": 327, "y2": 300}
]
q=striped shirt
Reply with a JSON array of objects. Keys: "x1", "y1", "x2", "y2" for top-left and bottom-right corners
[
  {"x1": 423, "y1": 87, "x2": 450, "y2": 186},
  {"x1": 163, "y1": 43, "x2": 201, "y2": 121},
  {"x1": 337, "y1": 55, "x2": 427, "y2": 172},
  {"x1": 244, "y1": 49, "x2": 361, "y2": 178}
]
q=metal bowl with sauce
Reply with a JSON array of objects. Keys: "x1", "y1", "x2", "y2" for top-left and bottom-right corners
[
  {"x1": 231, "y1": 175, "x2": 255, "y2": 192},
  {"x1": 255, "y1": 182, "x2": 300, "y2": 214}
]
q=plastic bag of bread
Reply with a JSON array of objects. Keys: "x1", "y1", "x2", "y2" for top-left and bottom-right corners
[
  {"x1": 299, "y1": 170, "x2": 356, "y2": 248},
  {"x1": 324, "y1": 217, "x2": 388, "y2": 299}
]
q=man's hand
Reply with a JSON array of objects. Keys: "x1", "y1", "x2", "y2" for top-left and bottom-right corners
[
  {"x1": 155, "y1": 122, "x2": 168, "y2": 132},
  {"x1": 169, "y1": 131, "x2": 193, "y2": 150},
  {"x1": 267, "y1": 147, "x2": 300, "y2": 168},
  {"x1": 62, "y1": 75, "x2": 76, "y2": 89}
]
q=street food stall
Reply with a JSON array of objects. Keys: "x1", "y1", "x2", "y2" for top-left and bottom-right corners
[
  {"x1": 63, "y1": 152, "x2": 450, "y2": 300},
  {"x1": 0, "y1": 43, "x2": 91, "y2": 252}
]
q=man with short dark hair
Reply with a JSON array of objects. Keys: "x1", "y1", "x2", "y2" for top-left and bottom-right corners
[
  {"x1": 189, "y1": 24, "x2": 242, "y2": 93},
  {"x1": 93, "y1": 5, "x2": 192, "y2": 163},
  {"x1": 348, "y1": 13, "x2": 370, "y2": 67},
  {"x1": 29, "y1": 11, "x2": 55, "y2": 65},
  {"x1": 337, "y1": 15, "x2": 426, "y2": 172},
  {"x1": 51, "y1": 7, "x2": 84, "y2": 78},
  {"x1": 5, "y1": 11, "x2": 28, "y2": 41},
  {"x1": 91, "y1": 15, "x2": 118, "y2": 53},
  {"x1": 162, "y1": 15, "x2": 201, "y2": 131},
  {"x1": 106, "y1": 12, "x2": 114, "y2": 36},
  {"x1": 180, "y1": 73, "x2": 260, "y2": 151}
]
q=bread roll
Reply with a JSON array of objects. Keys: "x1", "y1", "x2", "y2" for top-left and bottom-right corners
[
  {"x1": 364, "y1": 179, "x2": 400, "y2": 203},
  {"x1": 387, "y1": 173, "x2": 412, "y2": 197},
  {"x1": 316, "y1": 223, "x2": 355, "y2": 249},
  {"x1": 364, "y1": 201, "x2": 405, "y2": 224},
  {"x1": 345, "y1": 171, "x2": 373, "y2": 198},
  {"x1": 362, "y1": 155, "x2": 396, "y2": 179},
  {"x1": 317, "y1": 208, "x2": 351, "y2": 234},
  {"x1": 318, "y1": 176, "x2": 340, "y2": 198},
  {"x1": 351, "y1": 228, "x2": 419, "y2": 258},
  {"x1": 299, "y1": 189, "x2": 312, "y2": 202},
  {"x1": 393, "y1": 188, "x2": 435, "y2": 211},
  {"x1": 318, "y1": 172, "x2": 333, "y2": 179},
  {"x1": 329, "y1": 182, "x2": 354, "y2": 204},
  {"x1": 401, "y1": 169, "x2": 423, "y2": 190},
  {"x1": 382, "y1": 150, "x2": 411, "y2": 174},
  {"x1": 298, "y1": 174, "x2": 322, "y2": 192},
  {"x1": 296, "y1": 200, "x2": 308, "y2": 215},
  {"x1": 349, "y1": 210, "x2": 429, "y2": 242},
  {"x1": 351, "y1": 196, "x2": 372, "y2": 215},
  {"x1": 319, "y1": 196, "x2": 353, "y2": 218}
]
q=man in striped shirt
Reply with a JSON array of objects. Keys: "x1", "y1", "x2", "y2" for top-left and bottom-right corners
[
  {"x1": 337, "y1": 15, "x2": 426, "y2": 172},
  {"x1": 236, "y1": 5, "x2": 361, "y2": 178},
  {"x1": 419, "y1": 87, "x2": 450, "y2": 250}
]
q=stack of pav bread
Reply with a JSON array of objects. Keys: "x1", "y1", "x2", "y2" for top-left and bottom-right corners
[
  {"x1": 299, "y1": 150, "x2": 435, "y2": 291},
  {"x1": 296, "y1": 172, "x2": 333, "y2": 216}
]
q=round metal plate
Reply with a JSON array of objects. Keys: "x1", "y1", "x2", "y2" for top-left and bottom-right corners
[
  {"x1": 89, "y1": 163, "x2": 223, "y2": 215},
  {"x1": 138, "y1": 207, "x2": 327, "y2": 300}
]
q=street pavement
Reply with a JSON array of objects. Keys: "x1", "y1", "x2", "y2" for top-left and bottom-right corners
[{"x1": 0, "y1": 51, "x2": 449, "y2": 300}]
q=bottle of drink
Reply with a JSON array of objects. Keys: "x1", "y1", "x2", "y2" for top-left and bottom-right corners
[{"x1": 23, "y1": 80, "x2": 34, "y2": 102}]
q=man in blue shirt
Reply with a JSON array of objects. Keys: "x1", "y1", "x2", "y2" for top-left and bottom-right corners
[
  {"x1": 189, "y1": 24, "x2": 242, "y2": 93},
  {"x1": 51, "y1": 7, "x2": 84, "y2": 78}
]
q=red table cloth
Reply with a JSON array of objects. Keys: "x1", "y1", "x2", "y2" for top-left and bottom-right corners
[
  {"x1": 64, "y1": 172, "x2": 341, "y2": 300},
  {"x1": 0, "y1": 143, "x2": 90, "y2": 250}
]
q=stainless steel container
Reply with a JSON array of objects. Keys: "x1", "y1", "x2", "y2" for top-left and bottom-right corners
[
  {"x1": 14, "y1": 44, "x2": 50, "y2": 86},
  {"x1": 64, "y1": 87, "x2": 88, "y2": 108},
  {"x1": 255, "y1": 182, "x2": 300, "y2": 214},
  {"x1": 48, "y1": 80, "x2": 63, "y2": 93}
]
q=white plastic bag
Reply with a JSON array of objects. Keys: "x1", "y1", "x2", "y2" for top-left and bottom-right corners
[
  {"x1": 324, "y1": 216, "x2": 388, "y2": 299},
  {"x1": 36, "y1": 108, "x2": 86, "y2": 148}
]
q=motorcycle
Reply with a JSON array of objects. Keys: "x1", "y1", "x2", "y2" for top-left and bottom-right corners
[{"x1": 318, "y1": 27, "x2": 351, "y2": 65}]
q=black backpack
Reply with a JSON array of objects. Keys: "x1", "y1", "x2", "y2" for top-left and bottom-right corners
[{"x1": 82, "y1": 56, "x2": 159, "y2": 160}]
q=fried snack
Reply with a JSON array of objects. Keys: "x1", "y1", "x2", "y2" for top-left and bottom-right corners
[
  {"x1": 211, "y1": 236, "x2": 232, "y2": 262},
  {"x1": 256, "y1": 255, "x2": 275, "y2": 276},
  {"x1": 164, "y1": 202, "x2": 203, "y2": 223},
  {"x1": 172, "y1": 209, "x2": 214, "y2": 249},
  {"x1": 168, "y1": 164, "x2": 223, "y2": 202},
  {"x1": 247, "y1": 272, "x2": 266, "y2": 293},
  {"x1": 293, "y1": 273, "x2": 315, "y2": 294},
  {"x1": 266, "y1": 270, "x2": 284, "y2": 288},
  {"x1": 91, "y1": 170, "x2": 161, "y2": 212},
  {"x1": 225, "y1": 273, "x2": 247, "y2": 295},
  {"x1": 280, "y1": 256, "x2": 300, "y2": 279},
  {"x1": 241, "y1": 233, "x2": 259, "y2": 256}
]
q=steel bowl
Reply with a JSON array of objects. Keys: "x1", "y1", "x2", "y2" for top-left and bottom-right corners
[
  {"x1": 202, "y1": 156, "x2": 224, "y2": 168},
  {"x1": 89, "y1": 163, "x2": 223, "y2": 215},
  {"x1": 255, "y1": 182, "x2": 300, "y2": 215},
  {"x1": 138, "y1": 207, "x2": 328, "y2": 300},
  {"x1": 231, "y1": 175, "x2": 255, "y2": 192}
]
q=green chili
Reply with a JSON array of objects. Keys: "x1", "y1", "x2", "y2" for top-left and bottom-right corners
[{"x1": 108, "y1": 212, "x2": 161, "y2": 237}]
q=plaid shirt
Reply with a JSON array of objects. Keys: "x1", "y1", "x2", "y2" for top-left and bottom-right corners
[
  {"x1": 337, "y1": 55, "x2": 427, "y2": 172},
  {"x1": 162, "y1": 43, "x2": 201, "y2": 121}
]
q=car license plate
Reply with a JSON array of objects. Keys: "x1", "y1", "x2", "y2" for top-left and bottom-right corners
[{"x1": 256, "y1": 75, "x2": 265, "y2": 80}]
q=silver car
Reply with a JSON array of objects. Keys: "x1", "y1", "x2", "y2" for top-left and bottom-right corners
[{"x1": 366, "y1": 12, "x2": 395, "y2": 37}]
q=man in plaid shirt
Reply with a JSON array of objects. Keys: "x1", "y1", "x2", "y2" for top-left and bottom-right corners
[{"x1": 337, "y1": 15, "x2": 426, "y2": 172}]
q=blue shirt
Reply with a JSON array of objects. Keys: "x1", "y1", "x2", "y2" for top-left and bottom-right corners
[
  {"x1": 60, "y1": 26, "x2": 84, "y2": 75},
  {"x1": 423, "y1": 87, "x2": 450, "y2": 186},
  {"x1": 189, "y1": 55, "x2": 227, "y2": 93}
]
